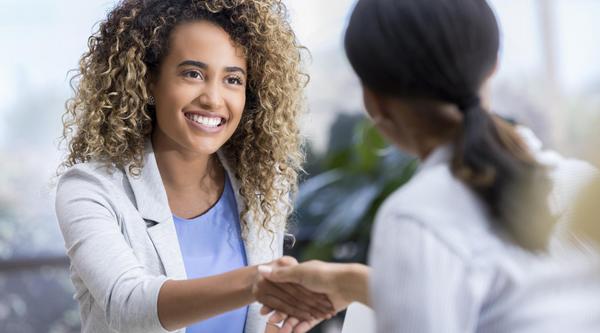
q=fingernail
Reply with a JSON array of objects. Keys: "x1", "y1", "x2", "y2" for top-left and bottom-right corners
[{"x1": 258, "y1": 265, "x2": 272, "y2": 275}]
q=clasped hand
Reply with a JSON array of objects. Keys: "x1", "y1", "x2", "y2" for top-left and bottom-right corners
[{"x1": 252, "y1": 256, "x2": 359, "y2": 333}]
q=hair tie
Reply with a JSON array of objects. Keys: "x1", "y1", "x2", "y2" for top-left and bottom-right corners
[{"x1": 458, "y1": 95, "x2": 481, "y2": 112}]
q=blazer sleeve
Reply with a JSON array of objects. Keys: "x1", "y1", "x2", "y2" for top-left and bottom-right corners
[{"x1": 55, "y1": 166, "x2": 172, "y2": 333}]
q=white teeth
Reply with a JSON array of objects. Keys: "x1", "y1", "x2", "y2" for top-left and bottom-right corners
[{"x1": 187, "y1": 114, "x2": 222, "y2": 128}]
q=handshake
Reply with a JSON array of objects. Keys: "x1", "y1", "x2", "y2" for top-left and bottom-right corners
[{"x1": 252, "y1": 256, "x2": 370, "y2": 333}]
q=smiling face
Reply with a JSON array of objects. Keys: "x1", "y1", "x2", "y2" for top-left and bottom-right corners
[{"x1": 150, "y1": 20, "x2": 247, "y2": 155}]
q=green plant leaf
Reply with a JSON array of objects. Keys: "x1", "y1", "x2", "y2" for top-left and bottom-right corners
[
  {"x1": 354, "y1": 121, "x2": 387, "y2": 172},
  {"x1": 313, "y1": 179, "x2": 381, "y2": 243}
]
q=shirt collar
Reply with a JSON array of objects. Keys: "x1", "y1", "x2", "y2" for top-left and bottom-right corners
[{"x1": 418, "y1": 143, "x2": 454, "y2": 172}]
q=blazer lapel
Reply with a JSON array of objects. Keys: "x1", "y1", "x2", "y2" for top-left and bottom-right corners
[
  {"x1": 218, "y1": 152, "x2": 274, "y2": 333},
  {"x1": 126, "y1": 139, "x2": 186, "y2": 280},
  {"x1": 217, "y1": 151, "x2": 276, "y2": 267}
]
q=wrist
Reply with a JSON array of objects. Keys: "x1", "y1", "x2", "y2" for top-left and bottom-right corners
[
  {"x1": 340, "y1": 263, "x2": 371, "y2": 306},
  {"x1": 243, "y1": 265, "x2": 260, "y2": 303}
]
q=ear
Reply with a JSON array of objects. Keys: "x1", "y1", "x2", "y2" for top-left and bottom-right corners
[
  {"x1": 147, "y1": 71, "x2": 158, "y2": 97},
  {"x1": 479, "y1": 60, "x2": 498, "y2": 110},
  {"x1": 490, "y1": 57, "x2": 499, "y2": 77},
  {"x1": 147, "y1": 81, "x2": 155, "y2": 97},
  {"x1": 480, "y1": 58, "x2": 499, "y2": 109},
  {"x1": 362, "y1": 86, "x2": 391, "y2": 123}
]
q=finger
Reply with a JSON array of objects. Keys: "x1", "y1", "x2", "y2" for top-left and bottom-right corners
[
  {"x1": 258, "y1": 265, "x2": 274, "y2": 277},
  {"x1": 281, "y1": 317, "x2": 300, "y2": 333},
  {"x1": 262, "y1": 266, "x2": 303, "y2": 284},
  {"x1": 285, "y1": 282, "x2": 334, "y2": 311},
  {"x1": 267, "y1": 282, "x2": 330, "y2": 320},
  {"x1": 279, "y1": 282, "x2": 334, "y2": 317},
  {"x1": 282, "y1": 282, "x2": 334, "y2": 314},
  {"x1": 259, "y1": 293, "x2": 314, "y2": 322},
  {"x1": 276, "y1": 256, "x2": 298, "y2": 267},
  {"x1": 268, "y1": 311, "x2": 288, "y2": 324},
  {"x1": 294, "y1": 316, "x2": 324, "y2": 333},
  {"x1": 293, "y1": 320, "x2": 316, "y2": 333},
  {"x1": 260, "y1": 305, "x2": 272, "y2": 316},
  {"x1": 256, "y1": 279, "x2": 322, "y2": 320},
  {"x1": 257, "y1": 272, "x2": 334, "y2": 317}
]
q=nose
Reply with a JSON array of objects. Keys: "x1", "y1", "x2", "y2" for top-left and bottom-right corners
[{"x1": 197, "y1": 81, "x2": 224, "y2": 110}]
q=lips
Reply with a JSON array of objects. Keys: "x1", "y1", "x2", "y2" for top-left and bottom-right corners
[
  {"x1": 184, "y1": 112, "x2": 225, "y2": 128},
  {"x1": 182, "y1": 110, "x2": 229, "y2": 134}
]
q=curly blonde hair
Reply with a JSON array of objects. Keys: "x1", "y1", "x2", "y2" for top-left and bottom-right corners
[{"x1": 61, "y1": 0, "x2": 306, "y2": 233}]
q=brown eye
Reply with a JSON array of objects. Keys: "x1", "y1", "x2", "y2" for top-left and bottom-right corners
[
  {"x1": 225, "y1": 76, "x2": 243, "y2": 85},
  {"x1": 184, "y1": 70, "x2": 203, "y2": 80}
]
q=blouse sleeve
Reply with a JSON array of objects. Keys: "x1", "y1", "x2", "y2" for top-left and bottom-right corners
[{"x1": 369, "y1": 216, "x2": 485, "y2": 333}]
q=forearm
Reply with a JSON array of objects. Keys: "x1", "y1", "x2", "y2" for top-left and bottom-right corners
[
  {"x1": 158, "y1": 265, "x2": 257, "y2": 331},
  {"x1": 341, "y1": 263, "x2": 371, "y2": 307}
]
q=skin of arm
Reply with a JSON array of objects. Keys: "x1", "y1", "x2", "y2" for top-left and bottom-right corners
[
  {"x1": 158, "y1": 265, "x2": 257, "y2": 331},
  {"x1": 158, "y1": 257, "x2": 335, "y2": 331}
]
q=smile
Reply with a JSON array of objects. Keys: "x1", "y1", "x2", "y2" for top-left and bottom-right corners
[{"x1": 184, "y1": 113, "x2": 225, "y2": 128}]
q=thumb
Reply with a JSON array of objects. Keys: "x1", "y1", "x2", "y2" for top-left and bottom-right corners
[
  {"x1": 257, "y1": 264, "x2": 273, "y2": 278},
  {"x1": 260, "y1": 265, "x2": 302, "y2": 284},
  {"x1": 276, "y1": 255, "x2": 298, "y2": 267}
]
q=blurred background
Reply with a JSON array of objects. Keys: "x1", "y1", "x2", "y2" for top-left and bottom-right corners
[{"x1": 0, "y1": 0, "x2": 599, "y2": 332}]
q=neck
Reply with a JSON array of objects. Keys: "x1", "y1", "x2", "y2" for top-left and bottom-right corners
[
  {"x1": 393, "y1": 100, "x2": 461, "y2": 160},
  {"x1": 151, "y1": 130, "x2": 220, "y2": 192},
  {"x1": 412, "y1": 137, "x2": 450, "y2": 160}
]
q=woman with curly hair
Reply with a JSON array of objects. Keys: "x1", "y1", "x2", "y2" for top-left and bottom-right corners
[{"x1": 55, "y1": 0, "x2": 333, "y2": 332}]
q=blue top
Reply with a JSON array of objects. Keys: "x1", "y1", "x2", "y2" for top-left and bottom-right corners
[{"x1": 173, "y1": 174, "x2": 248, "y2": 333}]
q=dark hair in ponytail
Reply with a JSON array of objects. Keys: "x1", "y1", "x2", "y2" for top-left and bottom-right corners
[{"x1": 345, "y1": 0, "x2": 554, "y2": 250}]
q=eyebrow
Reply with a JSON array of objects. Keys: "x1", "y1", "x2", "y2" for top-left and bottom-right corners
[{"x1": 177, "y1": 60, "x2": 246, "y2": 76}]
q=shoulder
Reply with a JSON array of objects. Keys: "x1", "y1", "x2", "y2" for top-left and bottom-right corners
[
  {"x1": 374, "y1": 163, "x2": 498, "y2": 260},
  {"x1": 55, "y1": 161, "x2": 129, "y2": 214},
  {"x1": 516, "y1": 125, "x2": 599, "y2": 218},
  {"x1": 378, "y1": 163, "x2": 488, "y2": 228},
  {"x1": 57, "y1": 161, "x2": 126, "y2": 193},
  {"x1": 59, "y1": 159, "x2": 126, "y2": 181},
  {"x1": 516, "y1": 125, "x2": 598, "y2": 194}
]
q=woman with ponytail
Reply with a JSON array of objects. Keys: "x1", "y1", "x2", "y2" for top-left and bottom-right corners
[{"x1": 260, "y1": 0, "x2": 600, "y2": 332}]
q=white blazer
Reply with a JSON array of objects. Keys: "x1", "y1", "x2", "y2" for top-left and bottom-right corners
[{"x1": 55, "y1": 139, "x2": 285, "y2": 333}]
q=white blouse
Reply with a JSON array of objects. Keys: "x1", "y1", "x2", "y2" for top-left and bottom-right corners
[{"x1": 368, "y1": 141, "x2": 600, "y2": 333}]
